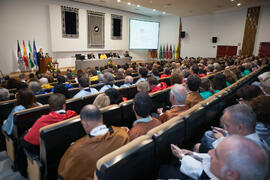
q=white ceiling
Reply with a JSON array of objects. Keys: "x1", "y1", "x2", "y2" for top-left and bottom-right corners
[{"x1": 73, "y1": 0, "x2": 269, "y2": 17}]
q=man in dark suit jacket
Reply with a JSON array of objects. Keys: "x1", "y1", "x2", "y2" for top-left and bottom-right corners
[{"x1": 37, "y1": 48, "x2": 44, "y2": 71}]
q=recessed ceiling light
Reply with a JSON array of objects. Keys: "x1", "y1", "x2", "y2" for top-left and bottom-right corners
[
  {"x1": 137, "y1": 4, "x2": 140, "y2": 7},
  {"x1": 231, "y1": 0, "x2": 235, "y2": 2},
  {"x1": 127, "y1": 2, "x2": 131, "y2": 5},
  {"x1": 117, "y1": 0, "x2": 121, "y2": 2},
  {"x1": 237, "y1": 3, "x2": 242, "y2": 6},
  {"x1": 162, "y1": 11, "x2": 166, "y2": 14},
  {"x1": 153, "y1": 9, "x2": 156, "y2": 11}
]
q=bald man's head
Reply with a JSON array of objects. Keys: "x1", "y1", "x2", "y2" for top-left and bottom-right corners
[
  {"x1": 80, "y1": 105, "x2": 102, "y2": 122},
  {"x1": 209, "y1": 135, "x2": 268, "y2": 180}
]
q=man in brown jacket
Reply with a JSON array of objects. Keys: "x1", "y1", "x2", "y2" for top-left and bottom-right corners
[
  {"x1": 158, "y1": 84, "x2": 188, "y2": 123},
  {"x1": 185, "y1": 74, "x2": 203, "y2": 108},
  {"x1": 128, "y1": 92, "x2": 161, "y2": 140},
  {"x1": 58, "y1": 105, "x2": 129, "y2": 180}
]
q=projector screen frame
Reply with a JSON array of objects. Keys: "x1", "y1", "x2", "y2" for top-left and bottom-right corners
[{"x1": 129, "y1": 18, "x2": 160, "y2": 50}]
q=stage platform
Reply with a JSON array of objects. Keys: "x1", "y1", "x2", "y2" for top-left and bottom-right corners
[{"x1": 75, "y1": 57, "x2": 132, "y2": 70}]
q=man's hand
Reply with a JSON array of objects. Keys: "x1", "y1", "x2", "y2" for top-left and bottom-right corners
[
  {"x1": 171, "y1": 144, "x2": 193, "y2": 159},
  {"x1": 157, "y1": 108, "x2": 163, "y2": 114},
  {"x1": 212, "y1": 127, "x2": 226, "y2": 139}
]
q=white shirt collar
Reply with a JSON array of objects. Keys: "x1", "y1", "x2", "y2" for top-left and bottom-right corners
[
  {"x1": 90, "y1": 125, "x2": 108, "y2": 137},
  {"x1": 55, "y1": 109, "x2": 66, "y2": 114}
]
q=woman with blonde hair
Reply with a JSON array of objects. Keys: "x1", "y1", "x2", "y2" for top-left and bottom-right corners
[{"x1": 93, "y1": 94, "x2": 110, "y2": 108}]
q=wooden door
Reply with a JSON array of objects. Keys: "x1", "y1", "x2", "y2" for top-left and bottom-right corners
[
  {"x1": 217, "y1": 46, "x2": 238, "y2": 58},
  {"x1": 259, "y1": 42, "x2": 270, "y2": 57}
]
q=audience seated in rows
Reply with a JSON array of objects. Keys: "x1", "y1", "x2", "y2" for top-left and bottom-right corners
[
  {"x1": 104, "y1": 88, "x2": 124, "y2": 105},
  {"x1": 128, "y1": 92, "x2": 161, "y2": 141},
  {"x1": 160, "y1": 67, "x2": 171, "y2": 78},
  {"x1": 135, "y1": 67, "x2": 148, "y2": 84},
  {"x1": 249, "y1": 95, "x2": 270, "y2": 147},
  {"x1": 199, "y1": 78, "x2": 214, "y2": 100},
  {"x1": 212, "y1": 73, "x2": 227, "y2": 93},
  {"x1": 58, "y1": 105, "x2": 129, "y2": 179},
  {"x1": 73, "y1": 76, "x2": 98, "y2": 98},
  {"x1": 157, "y1": 84, "x2": 187, "y2": 123},
  {"x1": 99, "y1": 72, "x2": 119, "y2": 92},
  {"x1": 137, "y1": 80, "x2": 149, "y2": 93},
  {"x1": 2, "y1": 88, "x2": 41, "y2": 135},
  {"x1": 0, "y1": 88, "x2": 10, "y2": 102},
  {"x1": 159, "y1": 104, "x2": 269, "y2": 179},
  {"x1": 93, "y1": 94, "x2": 110, "y2": 108},
  {"x1": 39, "y1": 77, "x2": 53, "y2": 89},
  {"x1": 148, "y1": 77, "x2": 167, "y2": 93},
  {"x1": 120, "y1": 75, "x2": 133, "y2": 88},
  {"x1": 22, "y1": 93, "x2": 77, "y2": 153},
  {"x1": 29, "y1": 81, "x2": 46, "y2": 95},
  {"x1": 185, "y1": 74, "x2": 203, "y2": 108}
]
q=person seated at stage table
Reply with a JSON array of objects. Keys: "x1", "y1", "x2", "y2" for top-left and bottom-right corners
[
  {"x1": 114, "y1": 53, "x2": 120, "y2": 58},
  {"x1": 88, "y1": 52, "x2": 95, "y2": 59},
  {"x1": 58, "y1": 105, "x2": 129, "y2": 180},
  {"x1": 99, "y1": 52, "x2": 107, "y2": 60},
  {"x1": 99, "y1": 72, "x2": 119, "y2": 92},
  {"x1": 73, "y1": 76, "x2": 98, "y2": 98},
  {"x1": 22, "y1": 93, "x2": 77, "y2": 153}
]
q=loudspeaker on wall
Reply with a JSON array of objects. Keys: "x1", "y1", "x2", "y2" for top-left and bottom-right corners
[{"x1": 181, "y1": 31, "x2": 186, "y2": 38}]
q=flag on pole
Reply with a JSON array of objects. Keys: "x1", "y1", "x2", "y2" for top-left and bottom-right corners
[
  {"x1": 33, "y1": 40, "x2": 38, "y2": 67},
  {"x1": 17, "y1": 40, "x2": 25, "y2": 70},
  {"x1": 169, "y1": 44, "x2": 172, "y2": 59},
  {"x1": 175, "y1": 45, "x2": 179, "y2": 59},
  {"x1": 172, "y1": 45, "x2": 175, "y2": 60},
  {"x1": 165, "y1": 44, "x2": 168, "y2": 59},
  {"x1": 162, "y1": 45, "x2": 166, "y2": 59},
  {"x1": 28, "y1": 40, "x2": 34, "y2": 68},
  {"x1": 158, "y1": 44, "x2": 162, "y2": 59},
  {"x1": 22, "y1": 40, "x2": 29, "y2": 67}
]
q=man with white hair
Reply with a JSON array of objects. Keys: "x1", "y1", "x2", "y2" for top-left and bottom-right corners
[
  {"x1": 0, "y1": 88, "x2": 10, "y2": 102},
  {"x1": 157, "y1": 84, "x2": 188, "y2": 123},
  {"x1": 208, "y1": 135, "x2": 268, "y2": 180},
  {"x1": 120, "y1": 76, "x2": 133, "y2": 88},
  {"x1": 39, "y1": 77, "x2": 53, "y2": 89},
  {"x1": 29, "y1": 81, "x2": 46, "y2": 95},
  {"x1": 99, "y1": 72, "x2": 119, "y2": 92},
  {"x1": 164, "y1": 104, "x2": 269, "y2": 179}
]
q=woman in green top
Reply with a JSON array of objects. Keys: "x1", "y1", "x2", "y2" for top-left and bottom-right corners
[
  {"x1": 199, "y1": 78, "x2": 214, "y2": 100},
  {"x1": 224, "y1": 70, "x2": 237, "y2": 87},
  {"x1": 212, "y1": 74, "x2": 227, "y2": 93}
]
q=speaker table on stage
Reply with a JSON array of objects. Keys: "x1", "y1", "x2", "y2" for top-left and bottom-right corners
[{"x1": 40, "y1": 57, "x2": 52, "y2": 74}]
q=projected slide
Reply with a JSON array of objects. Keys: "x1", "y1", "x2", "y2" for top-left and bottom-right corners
[{"x1": 129, "y1": 19, "x2": 159, "y2": 49}]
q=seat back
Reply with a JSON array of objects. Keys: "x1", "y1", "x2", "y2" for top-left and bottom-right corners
[
  {"x1": 148, "y1": 118, "x2": 186, "y2": 166},
  {"x1": 40, "y1": 117, "x2": 85, "y2": 180},
  {"x1": 119, "y1": 100, "x2": 136, "y2": 128},
  {"x1": 82, "y1": 93, "x2": 100, "y2": 107},
  {"x1": 65, "y1": 97, "x2": 83, "y2": 114},
  {"x1": 150, "y1": 88, "x2": 171, "y2": 112},
  {"x1": 36, "y1": 93, "x2": 53, "y2": 105},
  {"x1": 115, "y1": 80, "x2": 125, "y2": 87},
  {"x1": 158, "y1": 77, "x2": 171, "y2": 87},
  {"x1": 68, "y1": 88, "x2": 80, "y2": 98},
  {"x1": 13, "y1": 105, "x2": 50, "y2": 139},
  {"x1": 96, "y1": 135, "x2": 156, "y2": 180},
  {"x1": 91, "y1": 84, "x2": 104, "y2": 91},
  {"x1": 101, "y1": 105, "x2": 122, "y2": 127},
  {"x1": 0, "y1": 99, "x2": 16, "y2": 125}
]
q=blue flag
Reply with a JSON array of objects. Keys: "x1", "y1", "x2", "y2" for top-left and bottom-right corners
[{"x1": 33, "y1": 40, "x2": 38, "y2": 66}]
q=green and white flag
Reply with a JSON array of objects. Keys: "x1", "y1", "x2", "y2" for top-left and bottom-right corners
[{"x1": 28, "y1": 40, "x2": 34, "y2": 68}]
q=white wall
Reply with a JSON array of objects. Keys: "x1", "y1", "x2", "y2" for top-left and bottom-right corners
[
  {"x1": 181, "y1": 8, "x2": 247, "y2": 58},
  {"x1": 0, "y1": 0, "x2": 158, "y2": 74},
  {"x1": 159, "y1": 15, "x2": 180, "y2": 48},
  {"x1": 254, "y1": 5, "x2": 270, "y2": 55}
]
